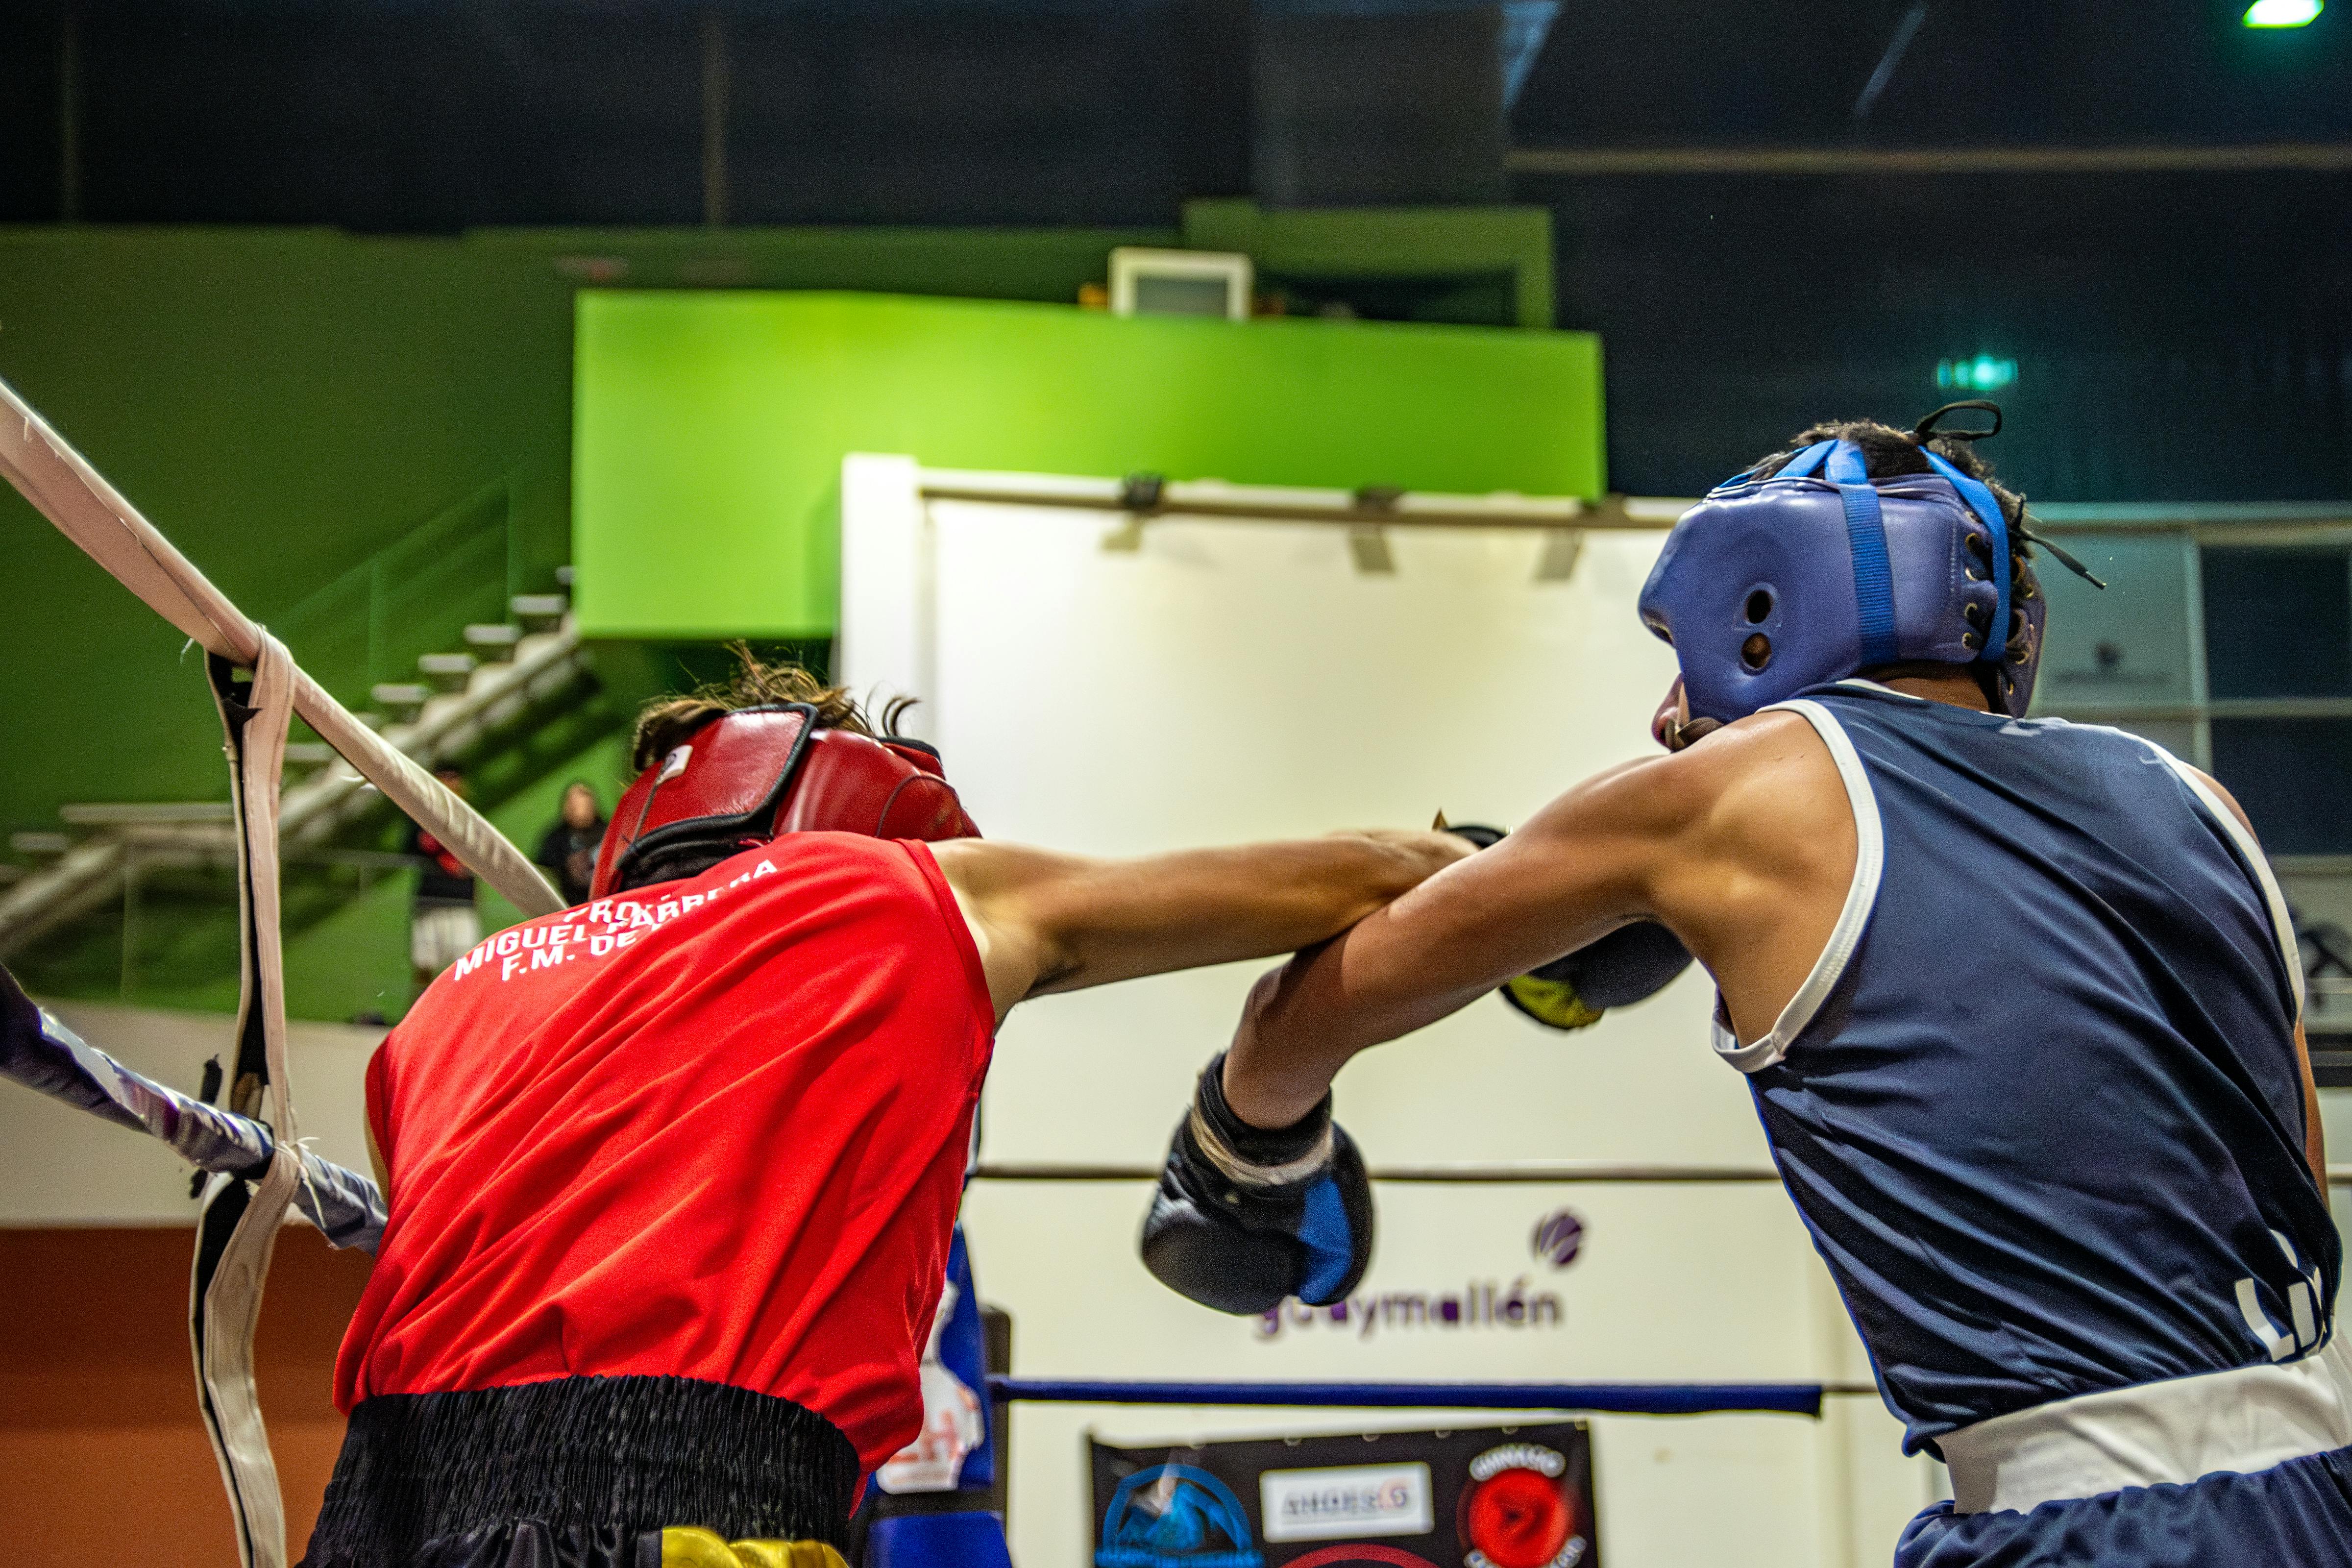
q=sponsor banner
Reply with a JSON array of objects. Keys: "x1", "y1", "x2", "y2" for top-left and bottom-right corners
[
  {"x1": 1252, "y1": 1209, "x2": 1587, "y2": 1344},
  {"x1": 1261, "y1": 1463, "x2": 1433, "y2": 1542},
  {"x1": 1092, "y1": 1422, "x2": 1596, "y2": 1568}
]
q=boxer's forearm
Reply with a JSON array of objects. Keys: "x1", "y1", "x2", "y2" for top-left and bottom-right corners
[
  {"x1": 1222, "y1": 928, "x2": 1495, "y2": 1128},
  {"x1": 934, "y1": 831, "x2": 1470, "y2": 1013},
  {"x1": 1219, "y1": 857, "x2": 1562, "y2": 1127},
  {"x1": 1025, "y1": 831, "x2": 1469, "y2": 991},
  {"x1": 1218, "y1": 770, "x2": 1697, "y2": 1128}
]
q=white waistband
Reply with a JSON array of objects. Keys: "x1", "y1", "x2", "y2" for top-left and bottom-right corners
[{"x1": 1939, "y1": 1337, "x2": 2352, "y2": 1515}]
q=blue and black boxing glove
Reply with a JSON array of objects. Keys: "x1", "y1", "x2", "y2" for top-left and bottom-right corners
[{"x1": 1139, "y1": 1053, "x2": 1373, "y2": 1316}]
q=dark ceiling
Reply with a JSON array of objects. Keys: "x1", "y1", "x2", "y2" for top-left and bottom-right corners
[
  {"x1": 0, "y1": 0, "x2": 2347, "y2": 498},
  {"x1": 1515, "y1": 0, "x2": 2352, "y2": 147}
]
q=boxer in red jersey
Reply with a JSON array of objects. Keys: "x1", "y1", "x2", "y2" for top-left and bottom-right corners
[{"x1": 300, "y1": 657, "x2": 1468, "y2": 1568}]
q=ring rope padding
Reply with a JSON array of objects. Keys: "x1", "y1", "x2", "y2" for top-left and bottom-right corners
[{"x1": 986, "y1": 1377, "x2": 1830, "y2": 1417}]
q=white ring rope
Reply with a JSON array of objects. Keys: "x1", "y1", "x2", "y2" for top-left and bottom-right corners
[
  {"x1": 0, "y1": 374, "x2": 561, "y2": 917},
  {"x1": 0, "y1": 374, "x2": 557, "y2": 1564}
]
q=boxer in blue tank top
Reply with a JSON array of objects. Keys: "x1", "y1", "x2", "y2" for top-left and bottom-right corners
[{"x1": 1146, "y1": 408, "x2": 2351, "y2": 1566}]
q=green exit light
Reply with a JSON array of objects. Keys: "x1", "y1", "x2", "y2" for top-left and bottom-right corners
[
  {"x1": 2244, "y1": 0, "x2": 2322, "y2": 26},
  {"x1": 1937, "y1": 356, "x2": 2017, "y2": 392}
]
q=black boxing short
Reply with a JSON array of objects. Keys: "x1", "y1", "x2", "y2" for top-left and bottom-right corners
[{"x1": 299, "y1": 1374, "x2": 860, "y2": 1568}]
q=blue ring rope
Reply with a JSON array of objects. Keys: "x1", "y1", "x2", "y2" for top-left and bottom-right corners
[{"x1": 987, "y1": 1378, "x2": 1823, "y2": 1418}]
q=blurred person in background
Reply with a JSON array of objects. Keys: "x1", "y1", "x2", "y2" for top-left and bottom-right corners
[
  {"x1": 406, "y1": 765, "x2": 478, "y2": 990},
  {"x1": 535, "y1": 780, "x2": 607, "y2": 906}
]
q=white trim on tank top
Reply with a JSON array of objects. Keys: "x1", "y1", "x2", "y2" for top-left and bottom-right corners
[
  {"x1": 1708, "y1": 697, "x2": 1885, "y2": 1074},
  {"x1": 2144, "y1": 747, "x2": 2308, "y2": 1020}
]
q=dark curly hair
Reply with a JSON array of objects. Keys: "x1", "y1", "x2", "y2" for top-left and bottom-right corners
[
  {"x1": 629, "y1": 643, "x2": 913, "y2": 774},
  {"x1": 1748, "y1": 416, "x2": 2026, "y2": 529}
]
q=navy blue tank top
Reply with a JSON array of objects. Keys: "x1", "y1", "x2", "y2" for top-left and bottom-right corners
[{"x1": 1729, "y1": 681, "x2": 2333, "y2": 1454}]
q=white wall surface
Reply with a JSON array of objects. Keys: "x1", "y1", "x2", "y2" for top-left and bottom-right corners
[{"x1": 841, "y1": 458, "x2": 1946, "y2": 1568}]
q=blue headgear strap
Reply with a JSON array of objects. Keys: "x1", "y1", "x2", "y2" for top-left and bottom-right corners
[
  {"x1": 1920, "y1": 449, "x2": 2012, "y2": 666},
  {"x1": 1777, "y1": 438, "x2": 1899, "y2": 667}
]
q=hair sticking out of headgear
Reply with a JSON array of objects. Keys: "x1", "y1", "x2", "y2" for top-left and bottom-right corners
[
  {"x1": 1637, "y1": 403, "x2": 2094, "y2": 726},
  {"x1": 630, "y1": 642, "x2": 913, "y2": 774},
  {"x1": 590, "y1": 648, "x2": 978, "y2": 901}
]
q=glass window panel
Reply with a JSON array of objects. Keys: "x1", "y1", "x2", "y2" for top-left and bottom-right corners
[
  {"x1": 2209, "y1": 718, "x2": 2352, "y2": 856},
  {"x1": 2201, "y1": 546, "x2": 2352, "y2": 700},
  {"x1": 2030, "y1": 535, "x2": 2194, "y2": 713},
  {"x1": 1132, "y1": 276, "x2": 1238, "y2": 317}
]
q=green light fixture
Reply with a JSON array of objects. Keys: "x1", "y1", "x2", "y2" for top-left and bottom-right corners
[
  {"x1": 1936, "y1": 356, "x2": 2017, "y2": 393},
  {"x1": 2243, "y1": 0, "x2": 2322, "y2": 27}
]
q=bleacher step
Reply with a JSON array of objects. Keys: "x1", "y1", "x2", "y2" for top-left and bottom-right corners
[
  {"x1": 59, "y1": 802, "x2": 234, "y2": 827},
  {"x1": 511, "y1": 593, "x2": 568, "y2": 629},
  {"x1": 464, "y1": 624, "x2": 523, "y2": 662},
  {"x1": 417, "y1": 652, "x2": 477, "y2": 689},
  {"x1": 370, "y1": 682, "x2": 429, "y2": 716}
]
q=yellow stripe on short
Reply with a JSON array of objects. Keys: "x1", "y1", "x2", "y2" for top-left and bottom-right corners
[{"x1": 661, "y1": 1527, "x2": 851, "y2": 1568}]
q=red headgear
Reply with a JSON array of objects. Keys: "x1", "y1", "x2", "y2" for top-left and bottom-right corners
[{"x1": 590, "y1": 703, "x2": 980, "y2": 900}]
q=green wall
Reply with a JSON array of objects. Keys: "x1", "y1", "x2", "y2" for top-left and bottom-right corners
[
  {"x1": 0, "y1": 223, "x2": 1165, "y2": 832},
  {"x1": 0, "y1": 206, "x2": 1548, "y2": 822},
  {"x1": 574, "y1": 292, "x2": 1604, "y2": 639},
  {"x1": 0, "y1": 223, "x2": 1163, "y2": 1021},
  {"x1": 0, "y1": 209, "x2": 1568, "y2": 1020}
]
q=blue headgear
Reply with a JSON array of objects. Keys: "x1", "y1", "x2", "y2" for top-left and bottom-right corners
[{"x1": 1637, "y1": 403, "x2": 2046, "y2": 723}]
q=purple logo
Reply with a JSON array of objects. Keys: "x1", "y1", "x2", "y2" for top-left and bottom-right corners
[{"x1": 1530, "y1": 1209, "x2": 1584, "y2": 1270}]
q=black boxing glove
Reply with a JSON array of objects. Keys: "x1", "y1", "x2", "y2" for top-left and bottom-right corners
[
  {"x1": 1502, "y1": 920, "x2": 1695, "y2": 1030},
  {"x1": 1139, "y1": 1054, "x2": 1374, "y2": 1316}
]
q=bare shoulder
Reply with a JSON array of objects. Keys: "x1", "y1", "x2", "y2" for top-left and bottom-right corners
[
  {"x1": 1645, "y1": 711, "x2": 1858, "y2": 1037},
  {"x1": 1568, "y1": 710, "x2": 1841, "y2": 835},
  {"x1": 1663, "y1": 710, "x2": 1850, "y2": 865},
  {"x1": 1606, "y1": 710, "x2": 1856, "y2": 966},
  {"x1": 1503, "y1": 712, "x2": 1847, "y2": 879}
]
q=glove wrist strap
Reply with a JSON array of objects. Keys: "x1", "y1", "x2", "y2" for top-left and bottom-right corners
[{"x1": 1190, "y1": 1054, "x2": 1333, "y2": 1189}]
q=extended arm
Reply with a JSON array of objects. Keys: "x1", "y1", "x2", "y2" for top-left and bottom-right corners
[
  {"x1": 1220, "y1": 714, "x2": 1856, "y2": 1127},
  {"x1": 930, "y1": 830, "x2": 1473, "y2": 1019},
  {"x1": 1131, "y1": 721, "x2": 1849, "y2": 1316}
]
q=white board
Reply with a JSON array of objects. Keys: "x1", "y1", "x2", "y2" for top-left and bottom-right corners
[{"x1": 839, "y1": 456, "x2": 1940, "y2": 1568}]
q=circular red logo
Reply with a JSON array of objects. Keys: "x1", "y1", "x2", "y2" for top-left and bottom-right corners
[
  {"x1": 1283, "y1": 1547, "x2": 1443, "y2": 1568},
  {"x1": 1462, "y1": 1468, "x2": 1571, "y2": 1568}
]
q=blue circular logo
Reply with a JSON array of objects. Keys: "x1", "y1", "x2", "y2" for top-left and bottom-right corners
[{"x1": 1097, "y1": 1464, "x2": 1264, "y2": 1568}]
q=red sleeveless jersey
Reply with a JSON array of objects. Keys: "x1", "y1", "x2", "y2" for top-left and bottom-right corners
[{"x1": 334, "y1": 834, "x2": 995, "y2": 1470}]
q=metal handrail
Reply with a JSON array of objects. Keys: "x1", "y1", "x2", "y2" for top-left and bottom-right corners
[{"x1": 0, "y1": 616, "x2": 587, "y2": 957}]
